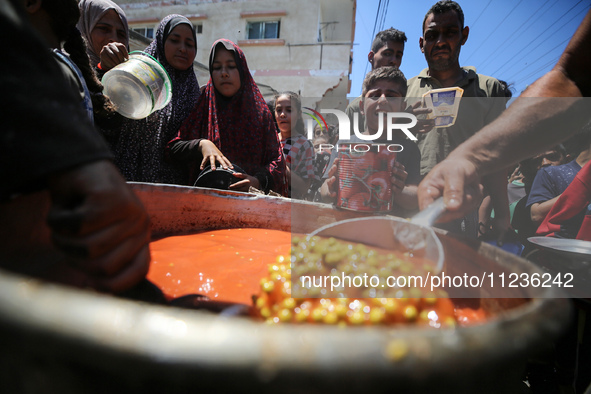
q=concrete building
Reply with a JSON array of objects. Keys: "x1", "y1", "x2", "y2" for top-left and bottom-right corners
[{"x1": 117, "y1": 0, "x2": 356, "y2": 109}]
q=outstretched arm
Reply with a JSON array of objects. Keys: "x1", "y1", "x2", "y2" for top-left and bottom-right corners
[{"x1": 418, "y1": 10, "x2": 591, "y2": 220}]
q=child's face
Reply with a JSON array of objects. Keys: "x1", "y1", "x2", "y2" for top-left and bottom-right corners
[
  {"x1": 313, "y1": 135, "x2": 329, "y2": 154},
  {"x1": 369, "y1": 40, "x2": 404, "y2": 69},
  {"x1": 314, "y1": 126, "x2": 329, "y2": 141},
  {"x1": 361, "y1": 80, "x2": 405, "y2": 134},
  {"x1": 211, "y1": 47, "x2": 241, "y2": 98}
]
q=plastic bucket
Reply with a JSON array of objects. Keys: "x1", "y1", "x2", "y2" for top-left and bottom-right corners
[{"x1": 101, "y1": 51, "x2": 172, "y2": 120}]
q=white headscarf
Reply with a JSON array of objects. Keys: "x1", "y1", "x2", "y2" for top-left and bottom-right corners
[{"x1": 76, "y1": 0, "x2": 129, "y2": 67}]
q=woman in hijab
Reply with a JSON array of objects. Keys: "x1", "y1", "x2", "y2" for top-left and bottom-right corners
[
  {"x1": 109, "y1": 15, "x2": 200, "y2": 184},
  {"x1": 77, "y1": 0, "x2": 129, "y2": 75},
  {"x1": 168, "y1": 39, "x2": 287, "y2": 196}
]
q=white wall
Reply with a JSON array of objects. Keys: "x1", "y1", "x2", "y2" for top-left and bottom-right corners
[{"x1": 117, "y1": 0, "x2": 355, "y2": 107}]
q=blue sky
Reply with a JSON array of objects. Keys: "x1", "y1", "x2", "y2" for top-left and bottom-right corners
[{"x1": 349, "y1": 0, "x2": 590, "y2": 98}]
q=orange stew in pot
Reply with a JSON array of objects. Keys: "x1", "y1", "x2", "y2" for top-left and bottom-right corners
[
  {"x1": 149, "y1": 228, "x2": 290, "y2": 304},
  {"x1": 148, "y1": 229, "x2": 487, "y2": 326}
]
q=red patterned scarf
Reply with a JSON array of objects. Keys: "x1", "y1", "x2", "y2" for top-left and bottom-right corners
[{"x1": 170, "y1": 39, "x2": 287, "y2": 195}]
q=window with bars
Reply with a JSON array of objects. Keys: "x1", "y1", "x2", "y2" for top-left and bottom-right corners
[{"x1": 246, "y1": 21, "x2": 280, "y2": 39}]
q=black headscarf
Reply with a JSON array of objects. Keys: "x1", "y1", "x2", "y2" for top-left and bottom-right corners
[{"x1": 112, "y1": 14, "x2": 200, "y2": 184}]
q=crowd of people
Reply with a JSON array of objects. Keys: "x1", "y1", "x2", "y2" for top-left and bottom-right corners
[
  {"x1": 24, "y1": 0, "x2": 588, "y2": 248},
  {"x1": 4, "y1": 0, "x2": 590, "y2": 292}
]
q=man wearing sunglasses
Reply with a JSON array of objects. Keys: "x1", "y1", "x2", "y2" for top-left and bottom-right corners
[
  {"x1": 528, "y1": 130, "x2": 591, "y2": 227},
  {"x1": 519, "y1": 148, "x2": 567, "y2": 191}
]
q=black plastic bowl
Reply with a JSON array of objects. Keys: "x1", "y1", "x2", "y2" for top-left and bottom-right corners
[{"x1": 193, "y1": 164, "x2": 244, "y2": 190}]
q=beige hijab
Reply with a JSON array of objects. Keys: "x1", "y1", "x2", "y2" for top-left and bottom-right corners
[{"x1": 76, "y1": 0, "x2": 129, "y2": 67}]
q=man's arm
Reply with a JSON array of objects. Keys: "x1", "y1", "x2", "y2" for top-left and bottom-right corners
[
  {"x1": 418, "y1": 10, "x2": 591, "y2": 220},
  {"x1": 527, "y1": 169, "x2": 561, "y2": 225},
  {"x1": 530, "y1": 196, "x2": 561, "y2": 225}
]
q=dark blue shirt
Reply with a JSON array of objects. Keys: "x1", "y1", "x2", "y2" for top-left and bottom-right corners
[{"x1": 527, "y1": 160, "x2": 582, "y2": 207}]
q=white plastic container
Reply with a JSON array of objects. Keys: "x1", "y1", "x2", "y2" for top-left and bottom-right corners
[{"x1": 102, "y1": 51, "x2": 172, "y2": 120}]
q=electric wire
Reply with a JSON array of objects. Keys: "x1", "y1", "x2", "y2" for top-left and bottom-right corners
[
  {"x1": 379, "y1": 0, "x2": 390, "y2": 32},
  {"x1": 482, "y1": 0, "x2": 560, "y2": 72},
  {"x1": 491, "y1": 0, "x2": 586, "y2": 77},
  {"x1": 469, "y1": 0, "x2": 494, "y2": 31},
  {"x1": 362, "y1": 0, "x2": 386, "y2": 93},
  {"x1": 477, "y1": 0, "x2": 553, "y2": 71},
  {"x1": 464, "y1": 0, "x2": 525, "y2": 63},
  {"x1": 494, "y1": 2, "x2": 587, "y2": 81},
  {"x1": 513, "y1": 55, "x2": 561, "y2": 86}
]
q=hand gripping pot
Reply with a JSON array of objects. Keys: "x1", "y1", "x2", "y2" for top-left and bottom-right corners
[{"x1": 102, "y1": 51, "x2": 172, "y2": 120}]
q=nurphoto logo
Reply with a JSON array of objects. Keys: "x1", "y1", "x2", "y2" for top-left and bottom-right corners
[{"x1": 304, "y1": 108, "x2": 417, "y2": 153}]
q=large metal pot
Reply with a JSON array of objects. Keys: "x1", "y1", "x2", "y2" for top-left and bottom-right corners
[{"x1": 0, "y1": 183, "x2": 571, "y2": 393}]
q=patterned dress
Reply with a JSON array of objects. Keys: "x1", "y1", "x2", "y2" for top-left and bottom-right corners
[
  {"x1": 108, "y1": 15, "x2": 200, "y2": 184},
  {"x1": 281, "y1": 135, "x2": 315, "y2": 179},
  {"x1": 281, "y1": 134, "x2": 315, "y2": 198}
]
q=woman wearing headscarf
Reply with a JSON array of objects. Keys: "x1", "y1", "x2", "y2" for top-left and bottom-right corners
[
  {"x1": 168, "y1": 39, "x2": 287, "y2": 196},
  {"x1": 109, "y1": 14, "x2": 200, "y2": 184},
  {"x1": 77, "y1": 0, "x2": 129, "y2": 76}
]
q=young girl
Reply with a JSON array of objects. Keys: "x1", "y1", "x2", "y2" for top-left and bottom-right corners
[
  {"x1": 77, "y1": 0, "x2": 129, "y2": 75},
  {"x1": 109, "y1": 15, "x2": 200, "y2": 185},
  {"x1": 168, "y1": 39, "x2": 287, "y2": 196},
  {"x1": 274, "y1": 92, "x2": 315, "y2": 199}
]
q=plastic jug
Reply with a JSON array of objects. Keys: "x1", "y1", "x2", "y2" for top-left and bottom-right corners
[{"x1": 102, "y1": 51, "x2": 172, "y2": 120}]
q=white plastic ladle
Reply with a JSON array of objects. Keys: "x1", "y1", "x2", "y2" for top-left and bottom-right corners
[{"x1": 309, "y1": 198, "x2": 447, "y2": 274}]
